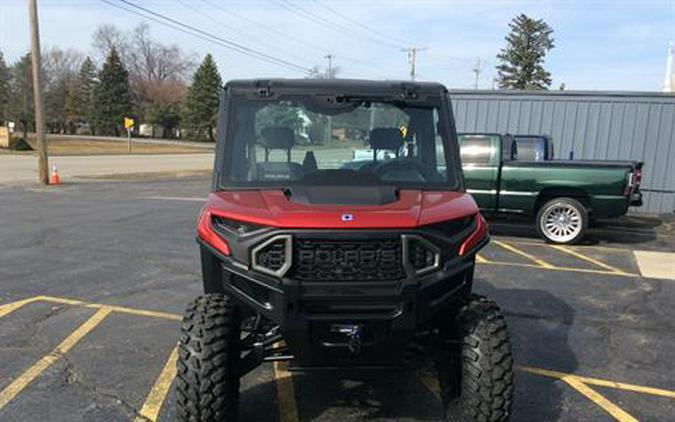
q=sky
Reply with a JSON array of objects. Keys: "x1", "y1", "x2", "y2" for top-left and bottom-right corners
[{"x1": 1, "y1": 0, "x2": 674, "y2": 91}]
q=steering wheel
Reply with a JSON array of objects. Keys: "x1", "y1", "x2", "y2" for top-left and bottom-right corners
[{"x1": 372, "y1": 159, "x2": 431, "y2": 182}]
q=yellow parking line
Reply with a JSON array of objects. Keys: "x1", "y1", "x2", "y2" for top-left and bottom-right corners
[
  {"x1": 0, "y1": 306, "x2": 112, "y2": 410},
  {"x1": 38, "y1": 295, "x2": 181, "y2": 321},
  {"x1": 475, "y1": 254, "x2": 488, "y2": 263},
  {"x1": 101, "y1": 305, "x2": 181, "y2": 321},
  {"x1": 134, "y1": 346, "x2": 179, "y2": 422},
  {"x1": 481, "y1": 260, "x2": 639, "y2": 277},
  {"x1": 580, "y1": 377, "x2": 675, "y2": 399},
  {"x1": 519, "y1": 366, "x2": 675, "y2": 399},
  {"x1": 499, "y1": 238, "x2": 632, "y2": 253},
  {"x1": 549, "y1": 245, "x2": 629, "y2": 275},
  {"x1": 37, "y1": 295, "x2": 87, "y2": 306},
  {"x1": 563, "y1": 376, "x2": 638, "y2": 422},
  {"x1": 493, "y1": 240, "x2": 554, "y2": 268},
  {"x1": 272, "y1": 342, "x2": 299, "y2": 422},
  {"x1": 0, "y1": 297, "x2": 42, "y2": 318}
]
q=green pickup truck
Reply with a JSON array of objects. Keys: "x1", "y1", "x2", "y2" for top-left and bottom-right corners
[{"x1": 459, "y1": 133, "x2": 644, "y2": 244}]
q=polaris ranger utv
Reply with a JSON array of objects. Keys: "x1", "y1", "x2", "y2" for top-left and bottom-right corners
[{"x1": 177, "y1": 79, "x2": 514, "y2": 421}]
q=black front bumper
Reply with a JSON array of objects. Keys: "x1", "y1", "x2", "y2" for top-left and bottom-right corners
[{"x1": 198, "y1": 226, "x2": 482, "y2": 367}]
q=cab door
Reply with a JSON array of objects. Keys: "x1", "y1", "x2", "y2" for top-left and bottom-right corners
[{"x1": 459, "y1": 134, "x2": 500, "y2": 212}]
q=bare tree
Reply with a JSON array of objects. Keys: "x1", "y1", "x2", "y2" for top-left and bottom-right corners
[
  {"x1": 43, "y1": 46, "x2": 82, "y2": 85},
  {"x1": 126, "y1": 24, "x2": 195, "y2": 119},
  {"x1": 92, "y1": 24, "x2": 129, "y2": 63},
  {"x1": 91, "y1": 23, "x2": 195, "y2": 121},
  {"x1": 128, "y1": 24, "x2": 194, "y2": 82},
  {"x1": 42, "y1": 47, "x2": 83, "y2": 133},
  {"x1": 306, "y1": 65, "x2": 340, "y2": 79}
]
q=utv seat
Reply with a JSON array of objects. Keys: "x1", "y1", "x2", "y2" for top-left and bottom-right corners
[
  {"x1": 257, "y1": 126, "x2": 304, "y2": 181},
  {"x1": 369, "y1": 127, "x2": 404, "y2": 157},
  {"x1": 302, "y1": 151, "x2": 318, "y2": 173},
  {"x1": 358, "y1": 127, "x2": 404, "y2": 173}
]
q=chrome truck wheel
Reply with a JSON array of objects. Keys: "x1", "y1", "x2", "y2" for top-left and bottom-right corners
[{"x1": 536, "y1": 197, "x2": 588, "y2": 244}]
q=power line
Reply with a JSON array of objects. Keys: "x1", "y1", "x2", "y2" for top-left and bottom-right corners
[
  {"x1": 176, "y1": 0, "x2": 315, "y2": 68},
  {"x1": 268, "y1": 0, "x2": 471, "y2": 78},
  {"x1": 200, "y1": 0, "x2": 339, "y2": 57},
  {"x1": 270, "y1": 0, "x2": 402, "y2": 50},
  {"x1": 101, "y1": 0, "x2": 312, "y2": 73},
  {"x1": 194, "y1": 0, "x2": 389, "y2": 77},
  {"x1": 313, "y1": 0, "x2": 408, "y2": 49}
]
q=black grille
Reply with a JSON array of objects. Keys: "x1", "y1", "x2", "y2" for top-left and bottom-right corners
[
  {"x1": 290, "y1": 238, "x2": 406, "y2": 282},
  {"x1": 255, "y1": 239, "x2": 286, "y2": 272},
  {"x1": 408, "y1": 239, "x2": 437, "y2": 271}
]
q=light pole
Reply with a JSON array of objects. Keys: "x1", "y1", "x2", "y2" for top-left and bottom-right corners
[
  {"x1": 472, "y1": 57, "x2": 482, "y2": 90},
  {"x1": 324, "y1": 54, "x2": 333, "y2": 78}
]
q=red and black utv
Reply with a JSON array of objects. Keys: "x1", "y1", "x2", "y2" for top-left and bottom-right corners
[{"x1": 177, "y1": 79, "x2": 514, "y2": 422}]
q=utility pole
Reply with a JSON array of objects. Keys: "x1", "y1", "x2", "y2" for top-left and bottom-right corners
[
  {"x1": 29, "y1": 0, "x2": 48, "y2": 184},
  {"x1": 401, "y1": 46, "x2": 427, "y2": 81},
  {"x1": 472, "y1": 57, "x2": 482, "y2": 90},
  {"x1": 324, "y1": 54, "x2": 333, "y2": 78}
]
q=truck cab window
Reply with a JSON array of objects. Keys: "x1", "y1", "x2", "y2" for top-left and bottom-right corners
[{"x1": 458, "y1": 135, "x2": 499, "y2": 166}]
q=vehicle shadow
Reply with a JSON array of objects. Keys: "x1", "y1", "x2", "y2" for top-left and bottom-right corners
[
  {"x1": 475, "y1": 281, "x2": 578, "y2": 422},
  {"x1": 237, "y1": 283, "x2": 578, "y2": 422},
  {"x1": 285, "y1": 366, "x2": 442, "y2": 421},
  {"x1": 487, "y1": 214, "x2": 663, "y2": 246}
]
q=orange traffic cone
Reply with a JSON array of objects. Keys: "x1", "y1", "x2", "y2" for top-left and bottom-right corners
[{"x1": 50, "y1": 164, "x2": 61, "y2": 185}]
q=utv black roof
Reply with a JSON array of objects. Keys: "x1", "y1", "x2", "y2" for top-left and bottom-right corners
[{"x1": 224, "y1": 78, "x2": 448, "y2": 97}]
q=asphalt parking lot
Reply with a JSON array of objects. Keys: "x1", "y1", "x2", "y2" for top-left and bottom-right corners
[{"x1": 1, "y1": 178, "x2": 674, "y2": 421}]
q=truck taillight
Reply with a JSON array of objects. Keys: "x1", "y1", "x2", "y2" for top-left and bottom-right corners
[
  {"x1": 459, "y1": 214, "x2": 489, "y2": 256},
  {"x1": 197, "y1": 208, "x2": 231, "y2": 255},
  {"x1": 624, "y1": 168, "x2": 642, "y2": 196}
]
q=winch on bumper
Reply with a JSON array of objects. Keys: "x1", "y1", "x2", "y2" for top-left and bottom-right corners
[{"x1": 197, "y1": 220, "x2": 485, "y2": 367}]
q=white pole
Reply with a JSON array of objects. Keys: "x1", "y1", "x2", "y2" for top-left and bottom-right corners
[{"x1": 664, "y1": 42, "x2": 673, "y2": 93}]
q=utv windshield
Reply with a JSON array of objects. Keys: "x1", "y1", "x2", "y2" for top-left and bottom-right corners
[{"x1": 220, "y1": 94, "x2": 458, "y2": 189}]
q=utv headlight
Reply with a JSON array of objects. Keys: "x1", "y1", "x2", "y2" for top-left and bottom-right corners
[
  {"x1": 426, "y1": 216, "x2": 474, "y2": 235},
  {"x1": 212, "y1": 216, "x2": 266, "y2": 236}
]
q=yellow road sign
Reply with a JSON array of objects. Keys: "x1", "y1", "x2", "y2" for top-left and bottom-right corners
[
  {"x1": 399, "y1": 125, "x2": 407, "y2": 138},
  {"x1": 124, "y1": 117, "x2": 135, "y2": 129}
]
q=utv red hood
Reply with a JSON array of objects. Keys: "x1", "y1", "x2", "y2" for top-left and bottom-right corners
[{"x1": 205, "y1": 190, "x2": 478, "y2": 229}]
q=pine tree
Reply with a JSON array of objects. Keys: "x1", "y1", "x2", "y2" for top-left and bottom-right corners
[
  {"x1": 93, "y1": 47, "x2": 132, "y2": 136},
  {"x1": 8, "y1": 54, "x2": 34, "y2": 141},
  {"x1": 0, "y1": 51, "x2": 10, "y2": 124},
  {"x1": 66, "y1": 56, "x2": 97, "y2": 133},
  {"x1": 184, "y1": 54, "x2": 222, "y2": 141},
  {"x1": 496, "y1": 14, "x2": 554, "y2": 90}
]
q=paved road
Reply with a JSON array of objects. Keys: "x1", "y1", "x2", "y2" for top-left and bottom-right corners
[
  {"x1": 0, "y1": 147, "x2": 355, "y2": 185},
  {"x1": 46, "y1": 133, "x2": 216, "y2": 149},
  {"x1": 0, "y1": 154, "x2": 214, "y2": 184},
  {"x1": 1, "y1": 178, "x2": 674, "y2": 421}
]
